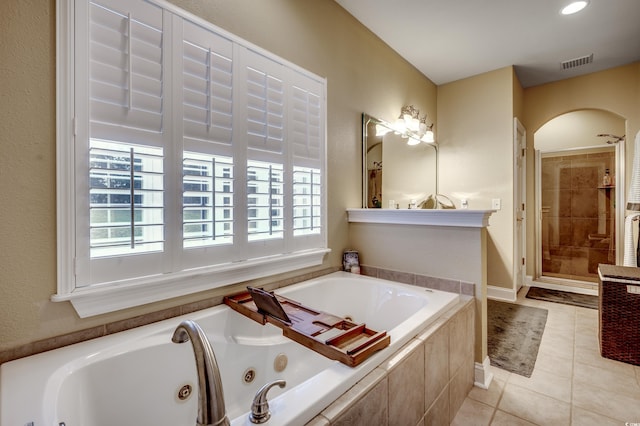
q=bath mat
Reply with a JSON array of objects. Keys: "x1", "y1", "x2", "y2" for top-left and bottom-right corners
[
  {"x1": 487, "y1": 300, "x2": 548, "y2": 378},
  {"x1": 525, "y1": 287, "x2": 598, "y2": 309}
]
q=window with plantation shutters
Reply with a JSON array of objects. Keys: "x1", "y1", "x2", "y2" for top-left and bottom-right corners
[
  {"x1": 178, "y1": 19, "x2": 236, "y2": 266},
  {"x1": 56, "y1": 0, "x2": 327, "y2": 317}
]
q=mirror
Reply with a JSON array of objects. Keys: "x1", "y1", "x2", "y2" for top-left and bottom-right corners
[{"x1": 362, "y1": 113, "x2": 438, "y2": 208}]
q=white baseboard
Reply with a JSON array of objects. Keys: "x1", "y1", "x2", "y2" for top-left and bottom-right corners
[
  {"x1": 487, "y1": 285, "x2": 517, "y2": 302},
  {"x1": 474, "y1": 356, "x2": 494, "y2": 389}
]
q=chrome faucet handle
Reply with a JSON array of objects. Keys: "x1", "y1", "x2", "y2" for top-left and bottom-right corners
[{"x1": 249, "y1": 379, "x2": 286, "y2": 424}]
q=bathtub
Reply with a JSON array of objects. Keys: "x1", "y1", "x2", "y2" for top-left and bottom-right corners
[{"x1": 0, "y1": 272, "x2": 459, "y2": 426}]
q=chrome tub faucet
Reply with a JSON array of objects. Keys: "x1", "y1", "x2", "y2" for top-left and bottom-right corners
[
  {"x1": 249, "y1": 379, "x2": 286, "y2": 424},
  {"x1": 172, "y1": 320, "x2": 230, "y2": 426}
]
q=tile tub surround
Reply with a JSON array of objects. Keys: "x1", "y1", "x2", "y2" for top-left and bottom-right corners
[
  {"x1": 359, "y1": 264, "x2": 476, "y2": 297},
  {"x1": 308, "y1": 297, "x2": 475, "y2": 426}
]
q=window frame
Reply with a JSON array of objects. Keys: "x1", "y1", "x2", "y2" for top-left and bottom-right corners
[{"x1": 54, "y1": 0, "x2": 328, "y2": 318}]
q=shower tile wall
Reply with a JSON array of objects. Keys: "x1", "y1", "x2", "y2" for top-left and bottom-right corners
[{"x1": 541, "y1": 151, "x2": 615, "y2": 283}]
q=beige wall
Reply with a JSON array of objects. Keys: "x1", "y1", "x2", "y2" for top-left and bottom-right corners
[
  {"x1": 523, "y1": 63, "x2": 640, "y2": 277},
  {"x1": 438, "y1": 67, "x2": 518, "y2": 289},
  {"x1": 0, "y1": 0, "x2": 437, "y2": 352},
  {"x1": 535, "y1": 110, "x2": 626, "y2": 152}
]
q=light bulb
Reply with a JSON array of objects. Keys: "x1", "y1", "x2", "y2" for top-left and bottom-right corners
[
  {"x1": 421, "y1": 130, "x2": 435, "y2": 143},
  {"x1": 561, "y1": 1, "x2": 588, "y2": 15}
]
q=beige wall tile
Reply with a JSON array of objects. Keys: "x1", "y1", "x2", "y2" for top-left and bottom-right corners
[
  {"x1": 333, "y1": 376, "x2": 389, "y2": 426},
  {"x1": 388, "y1": 342, "x2": 425, "y2": 426},
  {"x1": 424, "y1": 323, "x2": 449, "y2": 409},
  {"x1": 320, "y1": 368, "x2": 387, "y2": 421},
  {"x1": 449, "y1": 302, "x2": 474, "y2": 379},
  {"x1": 449, "y1": 357, "x2": 474, "y2": 422},
  {"x1": 424, "y1": 385, "x2": 449, "y2": 426}
]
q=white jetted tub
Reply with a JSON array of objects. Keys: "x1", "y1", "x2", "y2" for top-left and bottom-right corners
[{"x1": 0, "y1": 272, "x2": 459, "y2": 426}]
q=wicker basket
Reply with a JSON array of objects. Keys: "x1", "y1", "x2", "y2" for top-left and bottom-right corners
[{"x1": 598, "y1": 264, "x2": 640, "y2": 366}]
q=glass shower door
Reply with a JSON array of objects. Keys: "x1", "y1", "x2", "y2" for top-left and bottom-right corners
[{"x1": 540, "y1": 148, "x2": 616, "y2": 283}]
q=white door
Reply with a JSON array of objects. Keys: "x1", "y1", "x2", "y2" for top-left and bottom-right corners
[{"x1": 514, "y1": 118, "x2": 527, "y2": 291}]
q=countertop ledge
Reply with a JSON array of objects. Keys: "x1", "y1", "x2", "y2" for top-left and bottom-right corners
[{"x1": 346, "y1": 208, "x2": 496, "y2": 228}]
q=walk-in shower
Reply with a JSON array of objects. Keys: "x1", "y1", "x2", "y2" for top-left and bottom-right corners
[{"x1": 540, "y1": 146, "x2": 617, "y2": 284}]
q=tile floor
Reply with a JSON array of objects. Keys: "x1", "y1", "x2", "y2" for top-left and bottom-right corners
[{"x1": 452, "y1": 286, "x2": 640, "y2": 426}]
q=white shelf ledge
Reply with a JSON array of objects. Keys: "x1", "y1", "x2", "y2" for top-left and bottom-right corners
[{"x1": 347, "y1": 208, "x2": 495, "y2": 228}]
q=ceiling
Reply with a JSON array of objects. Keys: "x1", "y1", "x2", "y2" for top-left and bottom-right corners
[{"x1": 334, "y1": 0, "x2": 640, "y2": 88}]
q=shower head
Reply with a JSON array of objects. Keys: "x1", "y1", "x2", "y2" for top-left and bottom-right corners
[{"x1": 597, "y1": 134, "x2": 625, "y2": 144}]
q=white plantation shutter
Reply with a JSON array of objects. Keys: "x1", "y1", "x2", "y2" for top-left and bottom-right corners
[
  {"x1": 240, "y1": 49, "x2": 287, "y2": 256},
  {"x1": 181, "y1": 20, "x2": 234, "y2": 151},
  {"x1": 177, "y1": 18, "x2": 237, "y2": 268},
  {"x1": 244, "y1": 52, "x2": 286, "y2": 158},
  {"x1": 74, "y1": 0, "x2": 171, "y2": 287},
  {"x1": 290, "y1": 82, "x2": 323, "y2": 168},
  {"x1": 290, "y1": 73, "x2": 325, "y2": 248},
  {"x1": 59, "y1": 0, "x2": 326, "y2": 315},
  {"x1": 89, "y1": 0, "x2": 165, "y2": 146}
]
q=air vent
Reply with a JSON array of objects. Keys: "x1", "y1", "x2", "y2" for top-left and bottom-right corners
[{"x1": 561, "y1": 54, "x2": 593, "y2": 70}]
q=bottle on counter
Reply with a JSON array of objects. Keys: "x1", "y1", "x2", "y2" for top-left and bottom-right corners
[{"x1": 603, "y1": 169, "x2": 612, "y2": 186}]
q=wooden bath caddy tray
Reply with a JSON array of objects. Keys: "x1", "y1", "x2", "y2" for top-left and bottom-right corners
[{"x1": 223, "y1": 287, "x2": 390, "y2": 367}]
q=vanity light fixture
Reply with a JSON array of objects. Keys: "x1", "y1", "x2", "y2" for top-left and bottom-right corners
[
  {"x1": 560, "y1": 1, "x2": 589, "y2": 15},
  {"x1": 394, "y1": 105, "x2": 436, "y2": 144}
]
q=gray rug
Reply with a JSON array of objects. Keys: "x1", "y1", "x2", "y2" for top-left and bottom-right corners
[
  {"x1": 525, "y1": 287, "x2": 598, "y2": 310},
  {"x1": 487, "y1": 299, "x2": 548, "y2": 377}
]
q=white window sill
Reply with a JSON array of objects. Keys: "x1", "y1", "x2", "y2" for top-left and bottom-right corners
[
  {"x1": 346, "y1": 208, "x2": 495, "y2": 228},
  {"x1": 52, "y1": 248, "x2": 330, "y2": 318}
]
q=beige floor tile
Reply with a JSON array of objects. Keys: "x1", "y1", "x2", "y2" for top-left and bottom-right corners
[
  {"x1": 490, "y1": 410, "x2": 537, "y2": 426},
  {"x1": 450, "y1": 398, "x2": 493, "y2": 426},
  {"x1": 571, "y1": 407, "x2": 621, "y2": 426},
  {"x1": 491, "y1": 366, "x2": 511, "y2": 383},
  {"x1": 537, "y1": 330, "x2": 574, "y2": 360},
  {"x1": 498, "y1": 382, "x2": 570, "y2": 425},
  {"x1": 467, "y1": 377, "x2": 505, "y2": 407},
  {"x1": 572, "y1": 379, "x2": 640, "y2": 422},
  {"x1": 517, "y1": 297, "x2": 545, "y2": 308},
  {"x1": 541, "y1": 323, "x2": 575, "y2": 344},
  {"x1": 507, "y1": 366, "x2": 572, "y2": 403},
  {"x1": 480, "y1": 290, "x2": 640, "y2": 426},
  {"x1": 573, "y1": 361, "x2": 640, "y2": 397},
  {"x1": 575, "y1": 344, "x2": 638, "y2": 377},
  {"x1": 575, "y1": 306, "x2": 598, "y2": 320},
  {"x1": 575, "y1": 311, "x2": 598, "y2": 325},
  {"x1": 534, "y1": 350, "x2": 573, "y2": 379},
  {"x1": 544, "y1": 307, "x2": 576, "y2": 333},
  {"x1": 574, "y1": 326, "x2": 599, "y2": 349}
]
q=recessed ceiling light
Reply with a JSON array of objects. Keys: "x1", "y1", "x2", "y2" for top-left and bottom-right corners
[{"x1": 561, "y1": 1, "x2": 589, "y2": 15}]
